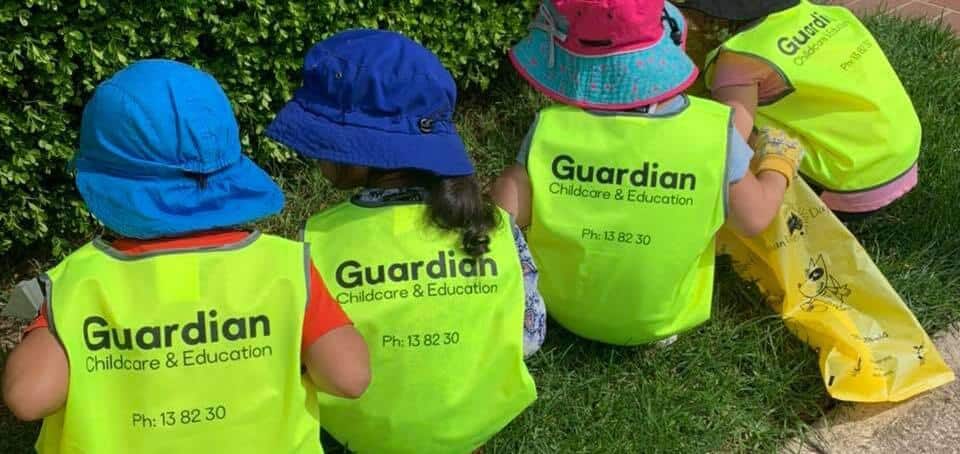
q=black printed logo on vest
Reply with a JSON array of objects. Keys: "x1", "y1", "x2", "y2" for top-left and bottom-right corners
[
  {"x1": 551, "y1": 154, "x2": 697, "y2": 191},
  {"x1": 336, "y1": 250, "x2": 499, "y2": 289},
  {"x1": 777, "y1": 12, "x2": 834, "y2": 56},
  {"x1": 84, "y1": 310, "x2": 271, "y2": 351}
]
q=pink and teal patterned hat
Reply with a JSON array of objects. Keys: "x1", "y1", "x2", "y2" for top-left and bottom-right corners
[{"x1": 510, "y1": 0, "x2": 698, "y2": 110}]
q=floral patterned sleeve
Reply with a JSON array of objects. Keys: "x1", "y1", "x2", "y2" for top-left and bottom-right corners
[{"x1": 511, "y1": 220, "x2": 547, "y2": 358}]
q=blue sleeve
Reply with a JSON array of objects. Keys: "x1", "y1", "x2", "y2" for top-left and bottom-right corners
[
  {"x1": 515, "y1": 115, "x2": 540, "y2": 167},
  {"x1": 724, "y1": 122, "x2": 754, "y2": 213},
  {"x1": 511, "y1": 219, "x2": 546, "y2": 358},
  {"x1": 726, "y1": 124, "x2": 753, "y2": 185}
]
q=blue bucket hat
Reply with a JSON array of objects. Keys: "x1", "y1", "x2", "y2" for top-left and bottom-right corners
[
  {"x1": 75, "y1": 59, "x2": 284, "y2": 239},
  {"x1": 266, "y1": 29, "x2": 474, "y2": 177}
]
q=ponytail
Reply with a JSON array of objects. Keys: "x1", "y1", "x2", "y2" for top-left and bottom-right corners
[{"x1": 424, "y1": 175, "x2": 501, "y2": 257}]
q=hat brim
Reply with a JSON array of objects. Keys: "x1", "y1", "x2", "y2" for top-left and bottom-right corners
[
  {"x1": 677, "y1": 0, "x2": 800, "y2": 21},
  {"x1": 510, "y1": 2, "x2": 699, "y2": 110},
  {"x1": 266, "y1": 100, "x2": 475, "y2": 177},
  {"x1": 76, "y1": 155, "x2": 284, "y2": 239}
]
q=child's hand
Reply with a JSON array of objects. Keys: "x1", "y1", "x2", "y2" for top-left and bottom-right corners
[{"x1": 749, "y1": 127, "x2": 805, "y2": 186}]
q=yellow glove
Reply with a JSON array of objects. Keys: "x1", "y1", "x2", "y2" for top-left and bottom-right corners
[{"x1": 748, "y1": 126, "x2": 805, "y2": 186}]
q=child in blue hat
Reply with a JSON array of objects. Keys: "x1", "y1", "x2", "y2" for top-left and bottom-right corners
[
  {"x1": 2, "y1": 59, "x2": 370, "y2": 454},
  {"x1": 267, "y1": 29, "x2": 542, "y2": 454}
]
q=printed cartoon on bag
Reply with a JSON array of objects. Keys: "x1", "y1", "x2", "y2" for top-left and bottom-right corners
[{"x1": 797, "y1": 254, "x2": 852, "y2": 312}]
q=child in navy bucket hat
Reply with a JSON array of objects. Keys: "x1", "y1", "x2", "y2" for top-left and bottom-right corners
[
  {"x1": 267, "y1": 29, "x2": 542, "y2": 454},
  {"x1": 3, "y1": 59, "x2": 370, "y2": 454},
  {"x1": 492, "y1": 0, "x2": 804, "y2": 347}
]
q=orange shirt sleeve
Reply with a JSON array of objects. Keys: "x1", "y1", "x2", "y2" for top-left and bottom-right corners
[
  {"x1": 23, "y1": 304, "x2": 49, "y2": 336},
  {"x1": 301, "y1": 262, "x2": 353, "y2": 352}
]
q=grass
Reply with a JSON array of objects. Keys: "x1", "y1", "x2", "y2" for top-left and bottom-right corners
[{"x1": 2, "y1": 13, "x2": 959, "y2": 454}]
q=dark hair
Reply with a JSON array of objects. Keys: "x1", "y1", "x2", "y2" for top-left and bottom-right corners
[
  {"x1": 730, "y1": 18, "x2": 756, "y2": 34},
  {"x1": 423, "y1": 175, "x2": 501, "y2": 257}
]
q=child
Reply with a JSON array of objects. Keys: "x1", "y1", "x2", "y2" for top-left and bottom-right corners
[
  {"x1": 492, "y1": 0, "x2": 803, "y2": 346},
  {"x1": 685, "y1": 0, "x2": 921, "y2": 219},
  {"x1": 266, "y1": 30, "x2": 541, "y2": 454},
  {"x1": 1, "y1": 60, "x2": 370, "y2": 453}
]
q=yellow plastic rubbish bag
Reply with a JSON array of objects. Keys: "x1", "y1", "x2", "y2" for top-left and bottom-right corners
[{"x1": 718, "y1": 180, "x2": 955, "y2": 402}]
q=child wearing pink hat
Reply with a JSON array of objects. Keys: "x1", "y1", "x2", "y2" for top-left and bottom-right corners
[{"x1": 493, "y1": 0, "x2": 803, "y2": 346}]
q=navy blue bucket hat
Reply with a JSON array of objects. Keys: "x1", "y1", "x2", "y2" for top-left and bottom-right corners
[
  {"x1": 266, "y1": 29, "x2": 474, "y2": 177},
  {"x1": 75, "y1": 59, "x2": 284, "y2": 239}
]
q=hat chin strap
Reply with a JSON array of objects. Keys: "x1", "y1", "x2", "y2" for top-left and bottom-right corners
[
  {"x1": 530, "y1": 3, "x2": 568, "y2": 68},
  {"x1": 662, "y1": 9, "x2": 683, "y2": 46}
]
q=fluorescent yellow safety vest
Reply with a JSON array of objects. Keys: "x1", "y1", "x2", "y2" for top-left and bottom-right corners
[
  {"x1": 526, "y1": 101, "x2": 728, "y2": 346},
  {"x1": 304, "y1": 202, "x2": 536, "y2": 454},
  {"x1": 705, "y1": 0, "x2": 921, "y2": 192},
  {"x1": 35, "y1": 233, "x2": 321, "y2": 454}
]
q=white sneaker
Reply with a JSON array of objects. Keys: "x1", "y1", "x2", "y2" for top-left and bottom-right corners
[{"x1": 654, "y1": 335, "x2": 678, "y2": 348}]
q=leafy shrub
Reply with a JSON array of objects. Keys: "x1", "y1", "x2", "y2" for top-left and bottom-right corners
[{"x1": 0, "y1": 0, "x2": 538, "y2": 257}]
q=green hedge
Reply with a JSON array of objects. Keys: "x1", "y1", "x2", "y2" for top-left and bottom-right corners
[{"x1": 0, "y1": 0, "x2": 538, "y2": 257}]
